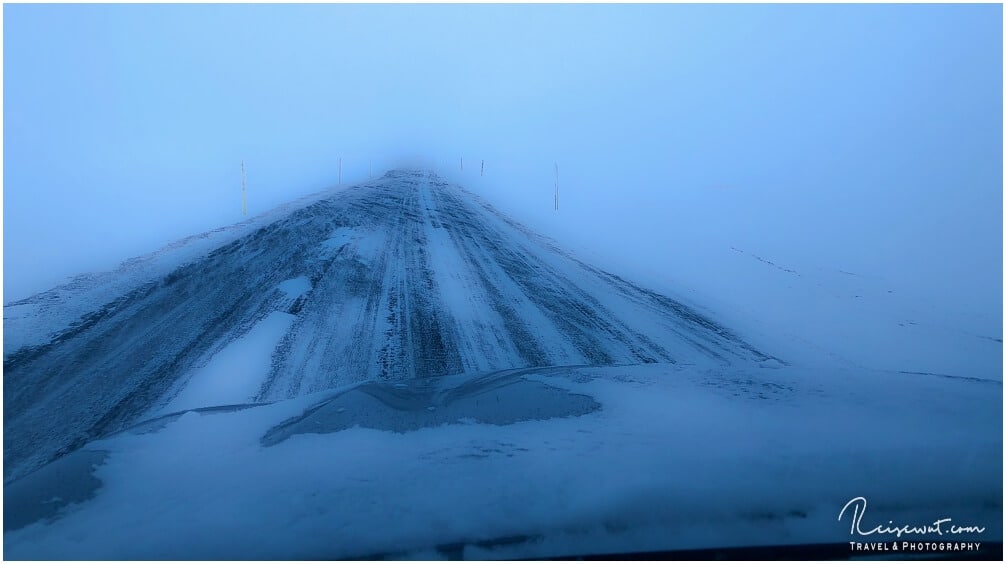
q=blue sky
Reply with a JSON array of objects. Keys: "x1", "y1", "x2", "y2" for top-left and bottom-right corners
[{"x1": 4, "y1": 3, "x2": 1002, "y2": 331}]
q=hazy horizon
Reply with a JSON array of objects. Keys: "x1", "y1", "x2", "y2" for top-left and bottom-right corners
[{"x1": 5, "y1": 3, "x2": 1001, "y2": 340}]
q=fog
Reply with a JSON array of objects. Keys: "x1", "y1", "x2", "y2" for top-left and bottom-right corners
[{"x1": 5, "y1": 3, "x2": 1001, "y2": 352}]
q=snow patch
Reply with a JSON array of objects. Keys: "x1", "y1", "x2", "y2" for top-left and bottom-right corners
[
  {"x1": 321, "y1": 227, "x2": 354, "y2": 251},
  {"x1": 278, "y1": 276, "x2": 311, "y2": 299},
  {"x1": 161, "y1": 311, "x2": 296, "y2": 413}
]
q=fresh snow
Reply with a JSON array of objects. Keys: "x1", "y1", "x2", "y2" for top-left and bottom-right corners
[
  {"x1": 277, "y1": 276, "x2": 312, "y2": 299},
  {"x1": 3, "y1": 170, "x2": 1001, "y2": 559},
  {"x1": 3, "y1": 363, "x2": 1000, "y2": 560},
  {"x1": 159, "y1": 311, "x2": 296, "y2": 414}
]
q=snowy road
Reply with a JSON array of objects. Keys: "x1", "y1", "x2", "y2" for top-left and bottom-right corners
[
  {"x1": 5, "y1": 170, "x2": 1001, "y2": 560},
  {"x1": 4, "y1": 169, "x2": 775, "y2": 482}
]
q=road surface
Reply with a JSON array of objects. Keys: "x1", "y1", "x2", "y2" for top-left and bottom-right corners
[{"x1": 3, "y1": 169, "x2": 775, "y2": 482}]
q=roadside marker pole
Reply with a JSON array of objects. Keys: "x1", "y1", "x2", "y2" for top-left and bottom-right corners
[
  {"x1": 241, "y1": 160, "x2": 247, "y2": 215},
  {"x1": 554, "y1": 162, "x2": 559, "y2": 211}
]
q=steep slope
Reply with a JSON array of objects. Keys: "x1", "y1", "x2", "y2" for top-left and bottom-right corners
[{"x1": 3, "y1": 169, "x2": 775, "y2": 482}]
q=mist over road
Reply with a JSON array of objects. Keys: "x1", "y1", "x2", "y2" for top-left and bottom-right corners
[{"x1": 4, "y1": 169, "x2": 775, "y2": 482}]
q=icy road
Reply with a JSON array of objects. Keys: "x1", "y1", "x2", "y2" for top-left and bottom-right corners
[
  {"x1": 4, "y1": 169, "x2": 776, "y2": 482},
  {"x1": 5, "y1": 170, "x2": 1001, "y2": 559}
]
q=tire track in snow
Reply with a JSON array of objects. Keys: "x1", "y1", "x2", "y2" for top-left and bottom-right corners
[{"x1": 4, "y1": 169, "x2": 775, "y2": 482}]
